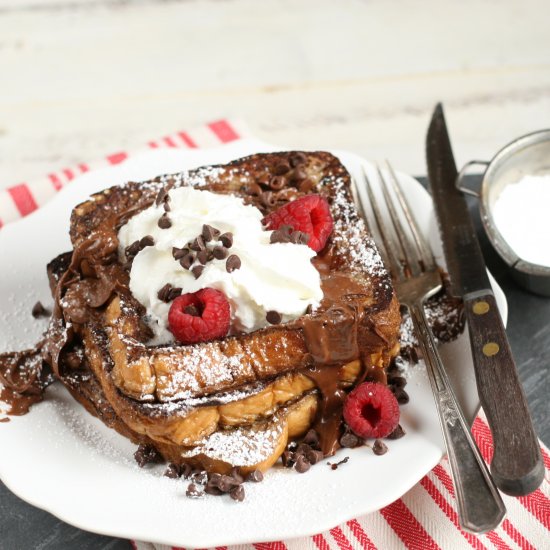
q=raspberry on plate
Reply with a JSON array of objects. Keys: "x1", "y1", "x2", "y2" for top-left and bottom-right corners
[
  {"x1": 263, "y1": 195, "x2": 334, "y2": 252},
  {"x1": 343, "y1": 382, "x2": 400, "y2": 439},
  {"x1": 168, "y1": 288, "x2": 230, "y2": 344}
]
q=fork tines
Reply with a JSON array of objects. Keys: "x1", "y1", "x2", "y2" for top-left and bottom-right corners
[{"x1": 360, "y1": 161, "x2": 435, "y2": 280}]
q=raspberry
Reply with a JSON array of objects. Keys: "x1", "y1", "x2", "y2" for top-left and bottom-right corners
[
  {"x1": 168, "y1": 288, "x2": 230, "y2": 344},
  {"x1": 263, "y1": 195, "x2": 333, "y2": 252},
  {"x1": 343, "y1": 382, "x2": 400, "y2": 439}
]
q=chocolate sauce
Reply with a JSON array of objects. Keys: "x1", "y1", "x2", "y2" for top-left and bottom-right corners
[{"x1": 0, "y1": 347, "x2": 53, "y2": 416}]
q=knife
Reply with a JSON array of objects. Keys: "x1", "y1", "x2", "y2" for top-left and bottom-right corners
[{"x1": 426, "y1": 103, "x2": 544, "y2": 496}]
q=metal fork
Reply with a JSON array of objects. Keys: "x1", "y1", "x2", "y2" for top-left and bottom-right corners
[{"x1": 357, "y1": 162, "x2": 506, "y2": 533}]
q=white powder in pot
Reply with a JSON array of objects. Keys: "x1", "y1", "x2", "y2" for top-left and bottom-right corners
[{"x1": 492, "y1": 174, "x2": 550, "y2": 267}]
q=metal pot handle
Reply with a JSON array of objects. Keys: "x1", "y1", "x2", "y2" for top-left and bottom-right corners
[{"x1": 456, "y1": 160, "x2": 490, "y2": 198}]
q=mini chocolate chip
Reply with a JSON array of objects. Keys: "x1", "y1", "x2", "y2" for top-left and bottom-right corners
[
  {"x1": 181, "y1": 463, "x2": 193, "y2": 479},
  {"x1": 201, "y1": 224, "x2": 219, "y2": 242},
  {"x1": 295, "y1": 443, "x2": 312, "y2": 456},
  {"x1": 197, "y1": 249, "x2": 209, "y2": 265},
  {"x1": 306, "y1": 449, "x2": 324, "y2": 465},
  {"x1": 226, "y1": 254, "x2": 241, "y2": 273},
  {"x1": 189, "y1": 235, "x2": 206, "y2": 251},
  {"x1": 231, "y1": 467, "x2": 245, "y2": 484},
  {"x1": 292, "y1": 167, "x2": 308, "y2": 182},
  {"x1": 157, "y1": 283, "x2": 174, "y2": 303},
  {"x1": 298, "y1": 178, "x2": 315, "y2": 193},
  {"x1": 180, "y1": 253, "x2": 195, "y2": 270},
  {"x1": 273, "y1": 161, "x2": 291, "y2": 175},
  {"x1": 340, "y1": 432, "x2": 360, "y2": 448},
  {"x1": 163, "y1": 201, "x2": 171, "y2": 212},
  {"x1": 289, "y1": 152, "x2": 307, "y2": 167},
  {"x1": 167, "y1": 287, "x2": 182, "y2": 301},
  {"x1": 139, "y1": 235, "x2": 155, "y2": 248},
  {"x1": 246, "y1": 469, "x2": 264, "y2": 482},
  {"x1": 269, "y1": 175, "x2": 286, "y2": 190},
  {"x1": 219, "y1": 232, "x2": 233, "y2": 248},
  {"x1": 212, "y1": 245, "x2": 228, "y2": 259},
  {"x1": 295, "y1": 455, "x2": 311, "y2": 473},
  {"x1": 386, "y1": 424, "x2": 406, "y2": 440},
  {"x1": 305, "y1": 304, "x2": 313, "y2": 314},
  {"x1": 372, "y1": 440, "x2": 388, "y2": 455},
  {"x1": 281, "y1": 450, "x2": 295, "y2": 468},
  {"x1": 125, "y1": 240, "x2": 141, "y2": 259},
  {"x1": 31, "y1": 301, "x2": 49, "y2": 318},
  {"x1": 303, "y1": 429, "x2": 320, "y2": 449},
  {"x1": 158, "y1": 214, "x2": 172, "y2": 229},
  {"x1": 133, "y1": 444, "x2": 161, "y2": 467},
  {"x1": 186, "y1": 483, "x2": 203, "y2": 499},
  {"x1": 191, "y1": 470, "x2": 208, "y2": 485},
  {"x1": 192, "y1": 265, "x2": 205, "y2": 279},
  {"x1": 218, "y1": 475, "x2": 240, "y2": 492},
  {"x1": 184, "y1": 305, "x2": 200, "y2": 316},
  {"x1": 155, "y1": 187, "x2": 167, "y2": 205},
  {"x1": 230, "y1": 485, "x2": 245, "y2": 502},
  {"x1": 164, "y1": 464, "x2": 181, "y2": 478},
  {"x1": 172, "y1": 247, "x2": 188, "y2": 260},
  {"x1": 266, "y1": 310, "x2": 282, "y2": 325},
  {"x1": 395, "y1": 388, "x2": 410, "y2": 404}
]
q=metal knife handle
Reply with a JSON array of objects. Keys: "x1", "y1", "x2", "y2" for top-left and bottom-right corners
[
  {"x1": 464, "y1": 293, "x2": 544, "y2": 496},
  {"x1": 409, "y1": 303, "x2": 506, "y2": 534}
]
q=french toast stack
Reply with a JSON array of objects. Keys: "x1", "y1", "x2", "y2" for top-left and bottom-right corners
[{"x1": 47, "y1": 151, "x2": 401, "y2": 475}]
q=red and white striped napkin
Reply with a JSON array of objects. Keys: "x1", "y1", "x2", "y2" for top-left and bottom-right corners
[{"x1": 3, "y1": 120, "x2": 549, "y2": 550}]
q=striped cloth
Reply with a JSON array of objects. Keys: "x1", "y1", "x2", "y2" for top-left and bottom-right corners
[{"x1": 3, "y1": 120, "x2": 549, "y2": 549}]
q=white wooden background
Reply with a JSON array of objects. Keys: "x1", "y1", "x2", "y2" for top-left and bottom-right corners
[{"x1": 1, "y1": 0, "x2": 550, "y2": 187}]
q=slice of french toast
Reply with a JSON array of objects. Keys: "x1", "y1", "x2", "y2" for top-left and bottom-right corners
[{"x1": 48, "y1": 151, "x2": 401, "y2": 473}]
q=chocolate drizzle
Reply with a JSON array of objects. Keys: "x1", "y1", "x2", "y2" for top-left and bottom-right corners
[{"x1": 0, "y1": 347, "x2": 54, "y2": 416}]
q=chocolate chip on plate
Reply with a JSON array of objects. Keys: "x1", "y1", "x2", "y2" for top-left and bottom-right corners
[
  {"x1": 246, "y1": 469, "x2": 264, "y2": 483},
  {"x1": 31, "y1": 301, "x2": 49, "y2": 318},
  {"x1": 340, "y1": 432, "x2": 360, "y2": 448},
  {"x1": 139, "y1": 235, "x2": 155, "y2": 248},
  {"x1": 386, "y1": 424, "x2": 406, "y2": 440},
  {"x1": 163, "y1": 463, "x2": 181, "y2": 478},
  {"x1": 372, "y1": 440, "x2": 388, "y2": 456},
  {"x1": 192, "y1": 265, "x2": 205, "y2": 279},
  {"x1": 230, "y1": 485, "x2": 245, "y2": 502},
  {"x1": 295, "y1": 455, "x2": 311, "y2": 473},
  {"x1": 186, "y1": 483, "x2": 203, "y2": 499}
]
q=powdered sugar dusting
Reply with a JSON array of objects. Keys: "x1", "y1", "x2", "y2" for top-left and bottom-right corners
[
  {"x1": 325, "y1": 175, "x2": 388, "y2": 280},
  {"x1": 181, "y1": 415, "x2": 284, "y2": 466}
]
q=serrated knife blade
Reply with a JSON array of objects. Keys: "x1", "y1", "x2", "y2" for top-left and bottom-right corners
[{"x1": 426, "y1": 103, "x2": 544, "y2": 496}]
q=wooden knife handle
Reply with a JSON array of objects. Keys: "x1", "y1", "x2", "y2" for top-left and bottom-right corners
[{"x1": 464, "y1": 293, "x2": 544, "y2": 496}]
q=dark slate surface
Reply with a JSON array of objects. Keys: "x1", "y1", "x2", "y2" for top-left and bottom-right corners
[{"x1": 0, "y1": 175, "x2": 548, "y2": 550}]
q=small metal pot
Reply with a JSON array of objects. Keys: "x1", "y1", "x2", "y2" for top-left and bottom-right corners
[{"x1": 457, "y1": 129, "x2": 550, "y2": 297}]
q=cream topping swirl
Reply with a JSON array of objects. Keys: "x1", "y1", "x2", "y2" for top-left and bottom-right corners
[{"x1": 118, "y1": 186, "x2": 323, "y2": 344}]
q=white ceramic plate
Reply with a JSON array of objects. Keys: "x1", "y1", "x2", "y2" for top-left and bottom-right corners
[{"x1": 0, "y1": 139, "x2": 507, "y2": 548}]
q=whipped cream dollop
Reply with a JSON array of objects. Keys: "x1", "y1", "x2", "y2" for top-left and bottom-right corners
[{"x1": 118, "y1": 186, "x2": 323, "y2": 344}]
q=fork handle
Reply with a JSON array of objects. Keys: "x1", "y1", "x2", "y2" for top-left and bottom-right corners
[
  {"x1": 409, "y1": 303, "x2": 506, "y2": 534},
  {"x1": 464, "y1": 293, "x2": 544, "y2": 496}
]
